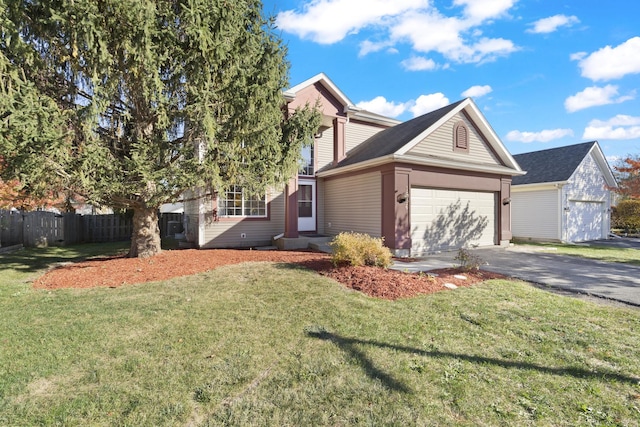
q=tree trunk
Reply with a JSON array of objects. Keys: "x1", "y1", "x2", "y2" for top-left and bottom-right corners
[{"x1": 129, "y1": 206, "x2": 161, "y2": 258}]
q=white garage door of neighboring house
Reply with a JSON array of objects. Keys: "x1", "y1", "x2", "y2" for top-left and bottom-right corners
[
  {"x1": 410, "y1": 187, "x2": 496, "y2": 255},
  {"x1": 566, "y1": 201, "x2": 604, "y2": 242}
]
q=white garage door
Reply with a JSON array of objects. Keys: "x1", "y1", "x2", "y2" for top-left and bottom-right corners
[
  {"x1": 410, "y1": 187, "x2": 496, "y2": 255},
  {"x1": 566, "y1": 201, "x2": 604, "y2": 242}
]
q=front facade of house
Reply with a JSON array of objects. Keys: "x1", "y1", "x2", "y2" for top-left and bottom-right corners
[
  {"x1": 511, "y1": 142, "x2": 617, "y2": 243},
  {"x1": 184, "y1": 74, "x2": 524, "y2": 256}
]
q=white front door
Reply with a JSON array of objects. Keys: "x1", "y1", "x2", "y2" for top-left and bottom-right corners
[{"x1": 298, "y1": 179, "x2": 316, "y2": 232}]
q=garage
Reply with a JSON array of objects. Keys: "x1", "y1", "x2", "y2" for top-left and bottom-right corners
[
  {"x1": 565, "y1": 201, "x2": 604, "y2": 242},
  {"x1": 410, "y1": 187, "x2": 497, "y2": 254}
]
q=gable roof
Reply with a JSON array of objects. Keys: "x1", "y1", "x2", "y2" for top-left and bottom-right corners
[
  {"x1": 512, "y1": 141, "x2": 617, "y2": 187},
  {"x1": 317, "y1": 98, "x2": 523, "y2": 177},
  {"x1": 333, "y1": 100, "x2": 465, "y2": 168},
  {"x1": 283, "y1": 72, "x2": 356, "y2": 112},
  {"x1": 284, "y1": 73, "x2": 400, "y2": 127}
]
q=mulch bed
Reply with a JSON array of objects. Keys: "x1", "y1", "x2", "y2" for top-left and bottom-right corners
[{"x1": 33, "y1": 249, "x2": 506, "y2": 300}]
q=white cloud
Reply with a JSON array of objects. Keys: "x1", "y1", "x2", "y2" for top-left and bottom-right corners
[
  {"x1": 276, "y1": 0, "x2": 519, "y2": 65},
  {"x1": 356, "y1": 96, "x2": 409, "y2": 117},
  {"x1": 574, "y1": 37, "x2": 640, "y2": 81},
  {"x1": 583, "y1": 115, "x2": 640, "y2": 140},
  {"x1": 461, "y1": 85, "x2": 492, "y2": 98},
  {"x1": 570, "y1": 51, "x2": 586, "y2": 61},
  {"x1": 391, "y1": 11, "x2": 518, "y2": 63},
  {"x1": 275, "y1": 0, "x2": 427, "y2": 44},
  {"x1": 453, "y1": 0, "x2": 516, "y2": 24},
  {"x1": 589, "y1": 114, "x2": 640, "y2": 127},
  {"x1": 357, "y1": 92, "x2": 451, "y2": 117},
  {"x1": 401, "y1": 56, "x2": 438, "y2": 71},
  {"x1": 410, "y1": 93, "x2": 450, "y2": 117},
  {"x1": 564, "y1": 85, "x2": 634, "y2": 112},
  {"x1": 505, "y1": 129, "x2": 574, "y2": 143},
  {"x1": 527, "y1": 14, "x2": 579, "y2": 34}
]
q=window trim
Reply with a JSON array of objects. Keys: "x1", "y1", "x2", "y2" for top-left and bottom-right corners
[
  {"x1": 453, "y1": 121, "x2": 470, "y2": 153},
  {"x1": 299, "y1": 136, "x2": 315, "y2": 177},
  {"x1": 216, "y1": 186, "x2": 268, "y2": 219}
]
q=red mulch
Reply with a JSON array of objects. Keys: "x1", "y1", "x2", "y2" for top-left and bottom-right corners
[{"x1": 33, "y1": 249, "x2": 505, "y2": 300}]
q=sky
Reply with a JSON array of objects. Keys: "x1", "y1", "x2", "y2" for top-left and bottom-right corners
[{"x1": 261, "y1": 0, "x2": 640, "y2": 165}]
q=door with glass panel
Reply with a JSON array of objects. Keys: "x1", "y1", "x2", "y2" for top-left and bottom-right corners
[
  {"x1": 298, "y1": 179, "x2": 316, "y2": 232},
  {"x1": 298, "y1": 138, "x2": 316, "y2": 232}
]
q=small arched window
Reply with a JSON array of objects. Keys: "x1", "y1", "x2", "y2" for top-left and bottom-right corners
[{"x1": 453, "y1": 121, "x2": 469, "y2": 153}]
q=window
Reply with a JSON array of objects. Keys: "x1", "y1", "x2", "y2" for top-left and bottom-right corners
[
  {"x1": 218, "y1": 186, "x2": 266, "y2": 217},
  {"x1": 453, "y1": 121, "x2": 469, "y2": 152},
  {"x1": 299, "y1": 139, "x2": 314, "y2": 176}
]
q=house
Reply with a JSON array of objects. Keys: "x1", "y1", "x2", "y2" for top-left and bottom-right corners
[
  {"x1": 184, "y1": 73, "x2": 524, "y2": 256},
  {"x1": 511, "y1": 141, "x2": 617, "y2": 243}
]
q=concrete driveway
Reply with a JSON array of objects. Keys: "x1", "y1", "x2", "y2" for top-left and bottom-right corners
[{"x1": 392, "y1": 241, "x2": 640, "y2": 307}]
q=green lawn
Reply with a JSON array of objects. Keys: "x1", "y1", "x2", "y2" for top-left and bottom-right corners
[
  {"x1": 1, "y1": 245, "x2": 639, "y2": 426},
  {"x1": 512, "y1": 240, "x2": 640, "y2": 266}
]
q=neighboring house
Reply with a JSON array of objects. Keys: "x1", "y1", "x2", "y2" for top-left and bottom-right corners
[
  {"x1": 160, "y1": 202, "x2": 184, "y2": 214},
  {"x1": 511, "y1": 141, "x2": 617, "y2": 243},
  {"x1": 184, "y1": 73, "x2": 524, "y2": 256}
]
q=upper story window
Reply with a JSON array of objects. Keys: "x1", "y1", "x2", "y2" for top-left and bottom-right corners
[
  {"x1": 453, "y1": 121, "x2": 469, "y2": 153},
  {"x1": 299, "y1": 138, "x2": 314, "y2": 176},
  {"x1": 217, "y1": 186, "x2": 266, "y2": 218}
]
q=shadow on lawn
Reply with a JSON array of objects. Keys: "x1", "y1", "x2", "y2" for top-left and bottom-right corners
[
  {"x1": 307, "y1": 329, "x2": 640, "y2": 393},
  {"x1": 0, "y1": 242, "x2": 129, "y2": 274}
]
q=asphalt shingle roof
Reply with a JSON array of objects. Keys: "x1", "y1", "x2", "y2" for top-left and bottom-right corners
[
  {"x1": 512, "y1": 141, "x2": 596, "y2": 185},
  {"x1": 331, "y1": 99, "x2": 466, "y2": 169}
]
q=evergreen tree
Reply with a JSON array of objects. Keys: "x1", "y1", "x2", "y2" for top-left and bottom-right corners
[{"x1": 0, "y1": 0, "x2": 320, "y2": 257}]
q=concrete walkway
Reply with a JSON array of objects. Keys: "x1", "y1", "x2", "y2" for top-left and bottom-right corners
[{"x1": 392, "y1": 243, "x2": 640, "y2": 307}]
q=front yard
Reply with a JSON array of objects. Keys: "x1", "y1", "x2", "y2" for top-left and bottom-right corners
[{"x1": 1, "y1": 244, "x2": 639, "y2": 426}]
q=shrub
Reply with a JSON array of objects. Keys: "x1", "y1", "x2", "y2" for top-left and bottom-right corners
[
  {"x1": 329, "y1": 232, "x2": 393, "y2": 268},
  {"x1": 612, "y1": 200, "x2": 640, "y2": 233},
  {"x1": 453, "y1": 247, "x2": 484, "y2": 271}
]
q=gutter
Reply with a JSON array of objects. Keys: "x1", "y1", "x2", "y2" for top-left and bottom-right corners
[{"x1": 317, "y1": 154, "x2": 527, "y2": 178}]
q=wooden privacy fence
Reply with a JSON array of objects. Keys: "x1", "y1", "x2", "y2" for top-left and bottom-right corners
[{"x1": 0, "y1": 210, "x2": 183, "y2": 247}]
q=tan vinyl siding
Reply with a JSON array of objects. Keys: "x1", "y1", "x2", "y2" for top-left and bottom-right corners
[
  {"x1": 324, "y1": 172, "x2": 381, "y2": 237},
  {"x1": 201, "y1": 189, "x2": 285, "y2": 248},
  {"x1": 345, "y1": 121, "x2": 385, "y2": 153},
  {"x1": 316, "y1": 127, "x2": 334, "y2": 171},
  {"x1": 182, "y1": 189, "x2": 200, "y2": 216},
  {"x1": 182, "y1": 189, "x2": 201, "y2": 244},
  {"x1": 407, "y1": 112, "x2": 501, "y2": 165},
  {"x1": 511, "y1": 189, "x2": 560, "y2": 240},
  {"x1": 316, "y1": 179, "x2": 326, "y2": 235}
]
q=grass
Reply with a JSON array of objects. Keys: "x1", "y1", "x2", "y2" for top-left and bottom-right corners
[
  {"x1": 512, "y1": 240, "x2": 640, "y2": 266},
  {"x1": 1, "y1": 245, "x2": 640, "y2": 426}
]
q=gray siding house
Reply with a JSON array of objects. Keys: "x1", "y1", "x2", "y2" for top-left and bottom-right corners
[{"x1": 511, "y1": 141, "x2": 617, "y2": 243}]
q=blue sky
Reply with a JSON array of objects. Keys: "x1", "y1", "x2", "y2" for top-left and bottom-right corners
[{"x1": 262, "y1": 0, "x2": 640, "y2": 164}]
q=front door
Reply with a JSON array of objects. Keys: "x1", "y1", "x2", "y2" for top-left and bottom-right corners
[{"x1": 298, "y1": 179, "x2": 316, "y2": 232}]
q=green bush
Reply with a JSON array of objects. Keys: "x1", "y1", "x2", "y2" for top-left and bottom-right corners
[
  {"x1": 612, "y1": 199, "x2": 640, "y2": 232},
  {"x1": 329, "y1": 232, "x2": 393, "y2": 268},
  {"x1": 453, "y1": 248, "x2": 484, "y2": 271}
]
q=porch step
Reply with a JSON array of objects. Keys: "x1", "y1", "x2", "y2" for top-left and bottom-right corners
[
  {"x1": 309, "y1": 241, "x2": 332, "y2": 254},
  {"x1": 274, "y1": 235, "x2": 332, "y2": 252},
  {"x1": 254, "y1": 245, "x2": 278, "y2": 251}
]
